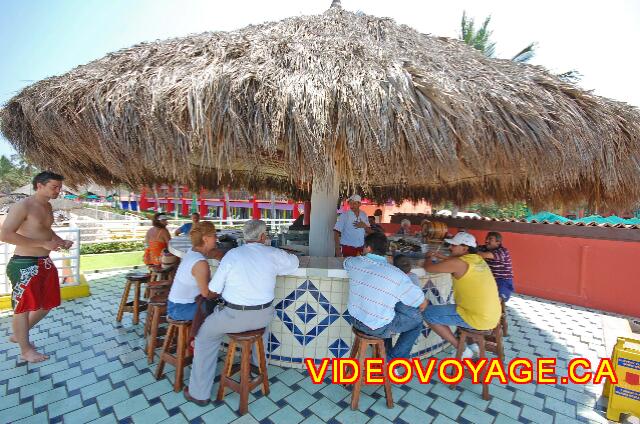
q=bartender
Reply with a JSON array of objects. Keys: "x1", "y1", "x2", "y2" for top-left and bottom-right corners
[{"x1": 334, "y1": 194, "x2": 369, "y2": 257}]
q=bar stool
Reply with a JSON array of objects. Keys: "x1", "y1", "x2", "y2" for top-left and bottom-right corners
[
  {"x1": 500, "y1": 298, "x2": 508, "y2": 336},
  {"x1": 453, "y1": 324, "x2": 506, "y2": 400},
  {"x1": 145, "y1": 265, "x2": 177, "y2": 298},
  {"x1": 115, "y1": 273, "x2": 149, "y2": 325},
  {"x1": 155, "y1": 318, "x2": 192, "y2": 392},
  {"x1": 216, "y1": 328, "x2": 269, "y2": 415},
  {"x1": 146, "y1": 295, "x2": 169, "y2": 364},
  {"x1": 143, "y1": 280, "x2": 172, "y2": 337},
  {"x1": 346, "y1": 328, "x2": 393, "y2": 410}
]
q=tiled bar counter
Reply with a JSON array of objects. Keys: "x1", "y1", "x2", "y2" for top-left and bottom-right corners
[{"x1": 169, "y1": 236, "x2": 453, "y2": 369}]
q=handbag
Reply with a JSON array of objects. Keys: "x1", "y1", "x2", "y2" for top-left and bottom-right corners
[{"x1": 190, "y1": 295, "x2": 221, "y2": 339}]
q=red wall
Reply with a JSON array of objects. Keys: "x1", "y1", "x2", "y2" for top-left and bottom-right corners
[
  {"x1": 464, "y1": 229, "x2": 639, "y2": 318},
  {"x1": 381, "y1": 223, "x2": 639, "y2": 317}
]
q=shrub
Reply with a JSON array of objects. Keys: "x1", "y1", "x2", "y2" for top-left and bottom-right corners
[{"x1": 80, "y1": 241, "x2": 145, "y2": 255}]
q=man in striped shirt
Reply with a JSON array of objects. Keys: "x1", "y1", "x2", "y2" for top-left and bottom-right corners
[
  {"x1": 344, "y1": 232, "x2": 427, "y2": 360},
  {"x1": 478, "y1": 232, "x2": 515, "y2": 301}
]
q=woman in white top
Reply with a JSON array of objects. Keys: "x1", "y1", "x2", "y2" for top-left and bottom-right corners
[{"x1": 167, "y1": 221, "x2": 220, "y2": 320}]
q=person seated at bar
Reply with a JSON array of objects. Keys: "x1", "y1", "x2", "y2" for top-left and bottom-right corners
[
  {"x1": 423, "y1": 232, "x2": 501, "y2": 358},
  {"x1": 144, "y1": 212, "x2": 171, "y2": 267},
  {"x1": 174, "y1": 212, "x2": 201, "y2": 236},
  {"x1": 167, "y1": 222, "x2": 220, "y2": 321},
  {"x1": 368, "y1": 216, "x2": 384, "y2": 234},
  {"x1": 396, "y1": 219, "x2": 413, "y2": 236},
  {"x1": 185, "y1": 219, "x2": 299, "y2": 405},
  {"x1": 344, "y1": 233, "x2": 427, "y2": 362},
  {"x1": 334, "y1": 194, "x2": 369, "y2": 257},
  {"x1": 478, "y1": 231, "x2": 515, "y2": 301}
]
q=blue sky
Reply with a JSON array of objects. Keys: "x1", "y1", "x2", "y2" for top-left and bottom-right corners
[{"x1": 1, "y1": 0, "x2": 639, "y2": 158}]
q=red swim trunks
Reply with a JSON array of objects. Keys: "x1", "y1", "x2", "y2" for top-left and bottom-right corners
[{"x1": 7, "y1": 255, "x2": 60, "y2": 314}]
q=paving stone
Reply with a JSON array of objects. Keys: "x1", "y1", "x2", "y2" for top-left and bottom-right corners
[
  {"x1": 112, "y1": 392, "x2": 149, "y2": 419},
  {"x1": 267, "y1": 404, "x2": 305, "y2": 424},
  {"x1": 401, "y1": 388, "x2": 434, "y2": 409},
  {"x1": 299, "y1": 415, "x2": 326, "y2": 424},
  {"x1": 159, "y1": 389, "x2": 187, "y2": 410},
  {"x1": 318, "y1": 383, "x2": 350, "y2": 403},
  {"x1": 33, "y1": 386, "x2": 68, "y2": 408},
  {"x1": 521, "y1": 405, "x2": 554, "y2": 423},
  {"x1": 460, "y1": 404, "x2": 494, "y2": 424},
  {"x1": 158, "y1": 414, "x2": 189, "y2": 424},
  {"x1": 141, "y1": 379, "x2": 173, "y2": 400},
  {"x1": 430, "y1": 397, "x2": 463, "y2": 420},
  {"x1": 198, "y1": 403, "x2": 237, "y2": 423},
  {"x1": 514, "y1": 389, "x2": 544, "y2": 409},
  {"x1": 97, "y1": 387, "x2": 130, "y2": 410},
  {"x1": 545, "y1": 395, "x2": 576, "y2": 417},
  {"x1": 14, "y1": 412, "x2": 49, "y2": 424},
  {"x1": 277, "y1": 369, "x2": 306, "y2": 386},
  {"x1": 66, "y1": 372, "x2": 98, "y2": 392},
  {"x1": 80, "y1": 379, "x2": 113, "y2": 400},
  {"x1": 179, "y1": 399, "x2": 215, "y2": 420},
  {"x1": 1, "y1": 402, "x2": 34, "y2": 422},
  {"x1": 63, "y1": 403, "x2": 101, "y2": 424},
  {"x1": 284, "y1": 389, "x2": 318, "y2": 411},
  {"x1": 131, "y1": 403, "x2": 170, "y2": 423},
  {"x1": 51, "y1": 365, "x2": 82, "y2": 384},
  {"x1": 308, "y1": 397, "x2": 342, "y2": 421},
  {"x1": 48, "y1": 394, "x2": 83, "y2": 418},
  {"x1": 19, "y1": 378, "x2": 53, "y2": 398},
  {"x1": 488, "y1": 397, "x2": 520, "y2": 419},
  {"x1": 398, "y1": 404, "x2": 434, "y2": 423},
  {"x1": 246, "y1": 396, "x2": 278, "y2": 421},
  {"x1": 369, "y1": 396, "x2": 405, "y2": 421}
]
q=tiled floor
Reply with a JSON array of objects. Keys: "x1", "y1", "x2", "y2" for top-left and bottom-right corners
[{"x1": 0, "y1": 270, "x2": 634, "y2": 423}]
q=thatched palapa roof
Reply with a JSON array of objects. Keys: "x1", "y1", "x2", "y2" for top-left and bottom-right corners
[{"x1": 2, "y1": 2, "x2": 640, "y2": 208}]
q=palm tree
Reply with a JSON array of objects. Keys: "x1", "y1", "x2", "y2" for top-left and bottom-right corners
[{"x1": 460, "y1": 11, "x2": 535, "y2": 63}]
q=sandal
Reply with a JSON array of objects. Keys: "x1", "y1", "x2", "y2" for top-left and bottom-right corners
[{"x1": 183, "y1": 387, "x2": 210, "y2": 406}]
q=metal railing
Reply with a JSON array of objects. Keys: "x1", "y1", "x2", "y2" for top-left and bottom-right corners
[{"x1": 0, "y1": 228, "x2": 81, "y2": 296}]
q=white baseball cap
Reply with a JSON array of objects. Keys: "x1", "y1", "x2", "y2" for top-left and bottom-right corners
[
  {"x1": 348, "y1": 194, "x2": 362, "y2": 203},
  {"x1": 157, "y1": 213, "x2": 171, "y2": 221},
  {"x1": 444, "y1": 232, "x2": 477, "y2": 247}
]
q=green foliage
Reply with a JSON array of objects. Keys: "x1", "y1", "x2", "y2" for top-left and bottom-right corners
[
  {"x1": 460, "y1": 11, "x2": 534, "y2": 63},
  {"x1": 80, "y1": 240, "x2": 145, "y2": 255},
  {"x1": 467, "y1": 202, "x2": 530, "y2": 219},
  {"x1": 461, "y1": 12, "x2": 496, "y2": 57},
  {"x1": 0, "y1": 155, "x2": 37, "y2": 193}
]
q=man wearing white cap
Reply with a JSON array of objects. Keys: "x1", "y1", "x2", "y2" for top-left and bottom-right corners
[
  {"x1": 333, "y1": 194, "x2": 369, "y2": 257},
  {"x1": 422, "y1": 231, "x2": 501, "y2": 359}
]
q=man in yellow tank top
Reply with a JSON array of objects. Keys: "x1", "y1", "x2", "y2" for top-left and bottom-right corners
[{"x1": 423, "y1": 232, "x2": 501, "y2": 358}]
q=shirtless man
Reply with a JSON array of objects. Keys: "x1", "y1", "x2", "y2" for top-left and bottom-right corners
[{"x1": 0, "y1": 171, "x2": 72, "y2": 363}]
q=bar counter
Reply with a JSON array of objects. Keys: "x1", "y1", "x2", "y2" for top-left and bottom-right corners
[{"x1": 168, "y1": 236, "x2": 454, "y2": 369}]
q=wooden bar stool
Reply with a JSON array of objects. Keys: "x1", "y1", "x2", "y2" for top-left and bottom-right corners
[
  {"x1": 145, "y1": 265, "x2": 177, "y2": 298},
  {"x1": 216, "y1": 328, "x2": 269, "y2": 415},
  {"x1": 146, "y1": 296, "x2": 168, "y2": 364},
  {"x1": 143, "y1": 280, "x2": 172, "y2": 337},
  {"x1": 453, "y1": 324, "x2": 506, "y2": 400},
  {"x1": 500, "y1": 298, "x2": 508, "y2": 336},
  {"x1": 115, "y1": 273, "x2": 149, "y2": 325},
  {"x1": 347, "y1": 328, "x2": 393, "y2": 411},
  {"x1": 155, "y1": 318, "x2": 192, "y2": 392}
]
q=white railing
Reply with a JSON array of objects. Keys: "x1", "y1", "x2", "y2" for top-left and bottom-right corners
[
  {"x1": 0, "y1": 228, "x2": 81, "y2": 296},
  {"x1": 66, "y1": 218, "x2": 295, "y2": 243}
]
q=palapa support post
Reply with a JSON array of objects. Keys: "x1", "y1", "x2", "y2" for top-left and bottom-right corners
[{"x1": 309, "y1": 168, "x2": 340, "y2": 257}]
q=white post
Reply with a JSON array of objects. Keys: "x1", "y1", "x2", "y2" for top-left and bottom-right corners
[{"x1": 308, "y1": 170, "x2": 340, "y2": 257}]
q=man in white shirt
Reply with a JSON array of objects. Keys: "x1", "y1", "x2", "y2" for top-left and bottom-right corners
[
  {"x1": 185, "y1": 220, "x2": 299, "y2": 405},
  {"x1": 334, "y1": 194, "x2": 370, "y2": 257}
]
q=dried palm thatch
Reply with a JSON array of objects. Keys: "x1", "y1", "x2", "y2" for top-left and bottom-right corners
[{"x1": 2, "y1": 2, "x2": 640, "y2": 209}]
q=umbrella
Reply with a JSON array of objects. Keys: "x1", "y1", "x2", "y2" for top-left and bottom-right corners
[{"x1": 3, "y1": 1, "x2": 640, "y2": 254}]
